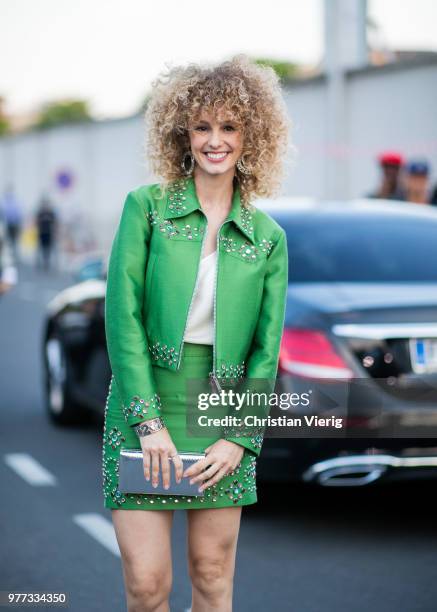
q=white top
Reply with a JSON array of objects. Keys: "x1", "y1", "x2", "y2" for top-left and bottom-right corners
[{"x1": 183, "y1": 250, "x2": 217, "y2": 344}]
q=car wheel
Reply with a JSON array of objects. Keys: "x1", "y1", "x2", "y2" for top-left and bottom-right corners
[{"x1": 44, "y1": 333, "x2": 83, "y2": 424}]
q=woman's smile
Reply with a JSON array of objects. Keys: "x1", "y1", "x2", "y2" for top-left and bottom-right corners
[{"x1": 203, "y1": 151, "x2": 230, "y2": 163}]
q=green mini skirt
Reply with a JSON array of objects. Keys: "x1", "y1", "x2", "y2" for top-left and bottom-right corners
[{"x1": 102, "y1": 342, "x2": 257, "y2": 510}]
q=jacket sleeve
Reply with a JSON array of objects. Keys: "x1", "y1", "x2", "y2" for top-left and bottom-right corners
[
  {"x1": 105, "y1": 189, "x2": 163, "y2": 428},
  {"x1": 224, "y1": 227, "x2": 288, "y2": 456}
]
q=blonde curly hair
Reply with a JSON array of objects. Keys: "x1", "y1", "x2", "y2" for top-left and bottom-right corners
[{"x1": 143, "y1": 54, "x2": 292, "y2": 207}]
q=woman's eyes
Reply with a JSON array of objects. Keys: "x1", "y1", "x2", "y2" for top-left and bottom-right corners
[{"x1": 194, "y1": 125, "x2": 236, "y2": 132}]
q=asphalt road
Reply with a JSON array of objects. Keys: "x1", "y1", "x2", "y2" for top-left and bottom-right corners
[{"x1": 1, "y1": 262, "x2": 437, "y2": 612}]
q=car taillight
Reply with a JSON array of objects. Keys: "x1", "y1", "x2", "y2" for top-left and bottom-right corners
[{"x1": 278, "y1": 328, "x2": 354, "y2": 380}]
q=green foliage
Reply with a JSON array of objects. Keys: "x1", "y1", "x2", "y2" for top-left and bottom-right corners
[
  {"x1": 253, "y1": 57, "x2": 298, "y2": 81},
  {"x1": 0, "y1": 116, "x2": 9, "y2": 136},
  {"x1": 35, "y1": 99, "x2": 91, "y2": 129},
  {"x1": 0, "y1": 96, "x2": 9, "y2": 136}
]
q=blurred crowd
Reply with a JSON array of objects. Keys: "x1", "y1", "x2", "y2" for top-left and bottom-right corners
[
  {"x1": 0, "y1": 184, "x2": 59, "y2": 283},
  {"x1": 0, "y1": 185, "x2": 98, "y2": 295},
  {"x1": 367, "y1": 151, "x2": 437, "y2": 205},
  {"x1": 0, "y1": 186, "x2": 61, "y2": 295}
]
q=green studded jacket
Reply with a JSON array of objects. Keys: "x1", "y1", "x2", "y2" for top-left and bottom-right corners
[{"x1": 104, "y1": 176, "x2": 289, "y2": 457}]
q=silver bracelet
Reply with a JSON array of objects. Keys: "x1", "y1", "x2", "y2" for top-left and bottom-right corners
[{"x1": 134, "y1": 416, "x2": 166, "y2": 437}]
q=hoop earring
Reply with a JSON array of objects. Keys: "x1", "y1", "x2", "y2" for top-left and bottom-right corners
[
  {"x1": 181, "y1": 151, "x2": 195, "y2": 176},
  {"x1": 236, "y1": 157, "x2": 251, "y2": 176}
]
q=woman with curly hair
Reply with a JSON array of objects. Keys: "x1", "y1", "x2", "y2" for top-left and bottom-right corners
[{"x1": 102, "y1": 54, "x2": 290, "y2": 611}]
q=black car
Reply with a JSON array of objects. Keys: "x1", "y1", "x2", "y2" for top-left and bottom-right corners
[{"x1": 42, "y1": 198, "x2": 437, "y2": 486}]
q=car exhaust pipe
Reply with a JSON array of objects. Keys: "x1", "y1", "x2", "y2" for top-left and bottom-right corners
[{"x1": 302, "y1": 454, "x2": 437, "y2": 487}]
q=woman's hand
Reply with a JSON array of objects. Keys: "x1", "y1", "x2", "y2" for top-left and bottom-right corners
[
  {"x1": 139, "y1": 427, "x2": 184, "y2": 490},
  {"x1": 183, "y1": 439, "x2": 245, "y2": 492}
]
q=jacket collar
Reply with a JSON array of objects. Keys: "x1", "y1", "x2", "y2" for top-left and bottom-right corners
[{"x1": 163, "y1": 176, "x2": 255, "y2": 244}]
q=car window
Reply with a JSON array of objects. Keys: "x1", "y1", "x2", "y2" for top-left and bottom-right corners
[{"x1": 272, "y1": 213, "x2": 437, "y2": 283}]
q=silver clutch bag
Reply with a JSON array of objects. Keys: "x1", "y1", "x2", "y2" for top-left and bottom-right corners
[{"x1": 118, "y1": 449, "x2": 206, "y2": 497}]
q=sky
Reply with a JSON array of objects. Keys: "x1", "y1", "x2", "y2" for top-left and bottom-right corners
[{"x1": 1, "y1": 0, "x2": 437, "y2": 120}]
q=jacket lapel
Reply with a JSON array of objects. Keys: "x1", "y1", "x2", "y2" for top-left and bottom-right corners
[{"x1": 163, "y1": 176, "x2": 256, "y2": 244}]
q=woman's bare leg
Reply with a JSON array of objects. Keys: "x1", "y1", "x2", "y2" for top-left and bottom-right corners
[
  {"x1": 111, "y1": 508, "x2": 174, "y2": 612},
  {"x1": 187, "y1": 506, "x2": 242, "y2": 612}
]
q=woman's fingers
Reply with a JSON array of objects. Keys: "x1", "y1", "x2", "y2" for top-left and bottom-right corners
[
  {"x1": 140, "y1": 435, "x2": 233, "y2": 490},
  {"x1": 172, "y1": 454, "x2": 184, "y2": 483},
  {"x1": 143, "y1": 450, "x2": 151, "y2": 481},
  {"x1": 142, "y1": 444, "x2": 184, "y2": 488},
  {"x1": 144, "y1": 452, "x2": 231, "y2": 490},
  {"x1": 183, "y1": 456, "x2": 211, "y2": 479},
  {"x1": 160, "y1": 451, "x2": 171, "y2": 489},
  {"x1": 198, "y1": 465, "x2": 229, "y2": 491},
  {"x1": 151, "y1": 449, "x2": 160, "y2": 487},
  {"x1": 190, "y1": 461, "x2": 222, "y2": 483}
]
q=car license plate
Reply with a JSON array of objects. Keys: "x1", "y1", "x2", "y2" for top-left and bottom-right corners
[{"x1": 409, "y1": 338, "x2": 437, "y2": 374}]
